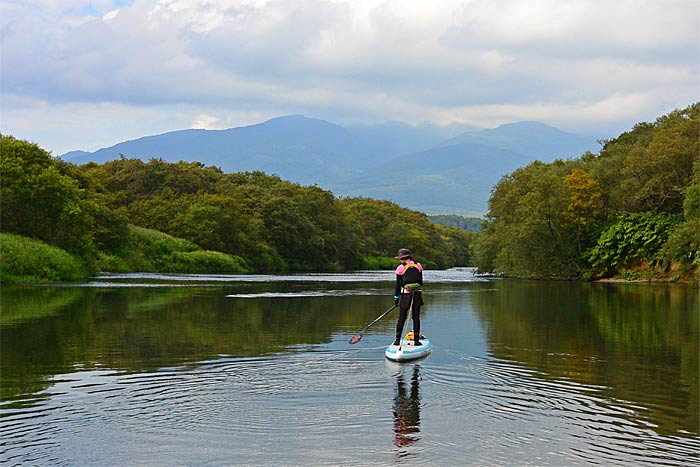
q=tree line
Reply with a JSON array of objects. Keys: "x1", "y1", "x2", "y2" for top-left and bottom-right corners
[
  {"x1": 470, "y1": 103, "x2": 699, "y2": 281},
  {"x1": 1, "y1": 135, "x2": 473, "y2": 280}
]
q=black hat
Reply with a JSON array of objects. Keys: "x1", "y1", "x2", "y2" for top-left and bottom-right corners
[{"x1": 394, "y1": 248, "x2": 413, "y2": 260}]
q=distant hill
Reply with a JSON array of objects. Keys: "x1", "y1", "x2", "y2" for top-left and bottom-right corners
[
  {"x1": 428, "y1": 214, "x2": 482, "y2": 232},
  {"x1": 440, "y1": 121, "x2": 597, "y2": 161},
  {"x1": 62, "y1": 116, "x2": 385, "y2": 185},
  {"x1": 346, "y1": 121, "x2": 479, "y2": 157},
  {"x1": 332, "y1": 142, "x2": 532, "y2": 216},
  {"x1": 61, "y1": 115, "x2": 598, "y2": 215}
]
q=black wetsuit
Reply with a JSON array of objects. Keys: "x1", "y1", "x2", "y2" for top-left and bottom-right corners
[{"x1": 394, "y1": 262, "x2": 424, "y2": 342}]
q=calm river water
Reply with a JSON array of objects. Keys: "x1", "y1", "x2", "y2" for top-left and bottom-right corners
[{"x1": 1, "y1": 269, "x2": 698, "y2": 466}]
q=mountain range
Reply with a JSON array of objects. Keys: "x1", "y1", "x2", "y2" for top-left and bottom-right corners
[{"x1": 62, "y1": 115, "x2": 598, "y2": 216}]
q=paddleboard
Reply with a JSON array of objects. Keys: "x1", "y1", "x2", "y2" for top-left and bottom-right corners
[{"x1": 385, "y1": 334, "x2": 431, "y2": 362}]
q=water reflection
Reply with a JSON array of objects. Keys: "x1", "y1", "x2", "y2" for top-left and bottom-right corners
[
  {"x1": 392, "y1": 365, "x2": 421, "y2": 449},
  {"x1": 469, "y1": 280, "x2": 699, "y2": 437},
  {"x1": 0, "y1": 284, "x2": 397, "y2": 403},
  {"x1": 1, "y1": 272, "x2": 698, "y2": 467}
]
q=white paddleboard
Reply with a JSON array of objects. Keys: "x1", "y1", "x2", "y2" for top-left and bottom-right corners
[{"x1": 385, "y1": 336, "x2": 431, "y2": 362}]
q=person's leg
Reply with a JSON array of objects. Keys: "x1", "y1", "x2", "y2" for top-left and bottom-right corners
[
  {"x1": 411, "y1": 293, "x2": 422, "y2": 345},
  {"x1": 394, "y1": 306, "x2": 408, "y2": 345}
]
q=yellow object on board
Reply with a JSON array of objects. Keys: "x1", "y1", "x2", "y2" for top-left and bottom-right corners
[{"x1": 404, "y1": 331, "x2": 426, "y2": 340}]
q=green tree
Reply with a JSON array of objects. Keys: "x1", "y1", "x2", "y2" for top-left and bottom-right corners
[
  {"x1": 482, "y1": 161, "x2": 583, "y2": 278},
  {"x1": 472, "y1": 103, "x2": 699, "y2": 280},
  {"x1": 0, "y1": 136, "x2": 95, "y2": 256},
  {"x1": 587, "y1": 213, "x2": 676, "y2": 278}
]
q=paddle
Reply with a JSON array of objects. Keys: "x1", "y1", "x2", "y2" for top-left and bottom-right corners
[{"x1": 348, "y1": 304, "x2": 398, "y2": 344}]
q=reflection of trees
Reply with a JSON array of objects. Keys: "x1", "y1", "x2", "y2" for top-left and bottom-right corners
[
  {"x1": 393, "y1": 366, "x2": 421, "y2": 448},
  {"x1": 0, "y1": 285, "x2": 394, "y2": 403},
  {"x1": 470, "y1": 280, "x2": 699, "y2": 437},
  {"x1": 1, "y1": 286, "x2": 84, "y2": 326}
]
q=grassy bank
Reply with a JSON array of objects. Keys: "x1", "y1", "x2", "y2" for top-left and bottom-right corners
[
  {"x1": 2, "y1": 226, "x2": 420, "y2": 284},
  {"x1": 98, "y1": 226, "x2": 251, "y2": 274},
  {"x1": 1, "y1": 226, "x2": 252, "y2": 284},
  {"x1": 1, "y1": 233, "x2": 89, "y2": 283}
]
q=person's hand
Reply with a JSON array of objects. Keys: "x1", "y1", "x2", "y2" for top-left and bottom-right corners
[{"x1": 394, "y1": 295, "x2": 400, "y2": 305}]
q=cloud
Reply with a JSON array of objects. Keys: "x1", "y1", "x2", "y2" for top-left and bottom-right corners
[
  {"x1": 1, "y1": 0, "x2": 698, "y2": 154},
  {"x1": 2, "y1": 95, "x2": 275, "y2": 154},
  {"x1": 192, "y1": 113, "x2": 224, "y2": 129}
]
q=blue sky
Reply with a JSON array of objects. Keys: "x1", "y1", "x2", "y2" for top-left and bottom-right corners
[{"x1": 2, "y1": 0, "x2": 698, "y2": 155}]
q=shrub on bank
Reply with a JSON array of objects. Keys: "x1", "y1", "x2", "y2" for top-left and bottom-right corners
[
  {"x1": 170, "y1": 250, "x2": 250, "y2": 274},
  {"x1": 129, "y1": 225, "x2": 200, "y2": 256},
  {"x1": 360, "y1": 256, "x2": 398, "y2": 270},
  {"x1": 98, "y1": 226, "x2": 251, "y2": 274},
  {"x1": 0, "y1": 233, "x2": 88, "y2": 283},
  {"x1": 3, "y1": 227, "x2": 252, "y2": 282}
]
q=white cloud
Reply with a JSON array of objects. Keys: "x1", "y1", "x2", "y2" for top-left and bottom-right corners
[
  {"x1": 1, "y1": 0, "x2": 698, "y2": 153},
  {"x1": 192, "y1": 113, "x2": 223, "y2": 129},
  {"x1": 103, "y1": 9, "x2": 120, "y2": 20},
  {"x1": 1, "y1": 95, "x2": 276, "y2": 154}
]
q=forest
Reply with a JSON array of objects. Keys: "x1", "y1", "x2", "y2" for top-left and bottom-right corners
[
  {"x1": 0, "y1": 136, "x2": 472, "y2": 282},
  {"x1": 470, "y1": 103, "x2": 699, "y2": 281}
]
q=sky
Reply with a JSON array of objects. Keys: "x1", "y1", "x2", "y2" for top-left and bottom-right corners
[{"x1": 2, "y1": 0, "x2": 699, "y2": 155}]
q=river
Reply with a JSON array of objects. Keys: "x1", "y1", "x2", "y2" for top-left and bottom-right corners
[{"x1": 1, "y1": 269, "x2": 698, "y2": 466}]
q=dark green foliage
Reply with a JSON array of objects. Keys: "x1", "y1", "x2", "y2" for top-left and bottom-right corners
[
  {"x1": 587, "y1": 213, "x2": 676, "y2": 277},
  {"x1": 0, "y1": 137, "x2": 95, "y2": 257},
  {"x1": 593, "y1": 105, "x2": 698, "y2": 214},
  {"x1": 662, "y1": 219, "x2": 700, "y2": 268},
  {"x1": 359, "y1": 256, "x2": 398, "y2": 270},
  {"x1": 0, "y1": 136, "x2": 130, "y2": 260},
  {"x1": 86, "y1": 157, "x2": 472, "y2": 271},
  {"x1": 661, "y1": 183, "x2": 700, "y2": 269},
  {"x1": 469, "y1": 221, "x2": 499, "y2": 273},
  {"x1": 341, "y1": 197, "x2": 473, "y2": 269},
  {"x1": 471, "y1": 103, "x2": 699, "y2": 280}
]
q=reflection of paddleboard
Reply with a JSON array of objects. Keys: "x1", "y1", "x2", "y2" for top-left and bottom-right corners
[{"x1": 385, "y1": 333, "x2": 431, "y2": 362}]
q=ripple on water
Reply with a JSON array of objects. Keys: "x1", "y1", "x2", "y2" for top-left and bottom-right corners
[
  {"x1": 419, "y1": 347, "x2": 699, "y2": 466},
  {"x1": 1, "y1": 347, "x2": 698, "y2": 467}
]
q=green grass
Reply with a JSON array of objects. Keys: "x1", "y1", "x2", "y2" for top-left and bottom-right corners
[
  {"x1": 170, "y1": 250, "x2": 250, "y2": 273},
  {"x1": 2, "y1": 226, "x2": 253, "y2": 282},
  {"x1": 98, "y1": 226, "x2": 251, "y2": 274},
  {"x1": 0, "y1": 233, "x2": 89, "y2": 283}
]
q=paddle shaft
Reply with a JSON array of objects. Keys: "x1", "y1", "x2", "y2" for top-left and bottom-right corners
[{"x1": 348, "y1": 304, "x2": 398, "y2": 344}]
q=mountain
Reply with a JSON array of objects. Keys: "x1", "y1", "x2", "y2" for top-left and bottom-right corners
[
  {"x1": 61, "y1": 116, "x2": 597, "y2": 215},
  {"x1": 332, "y1": 143, "x2": 530, "y2": 216},
  {"x1": 62, "y1": 116, "x2": 386, "y2": 185},
  {"x1": 440, "y1": 121, "x2": 598, "y2": 161},
  {"x1": 346, "y1": 121, "x2": 479, "y2": 157}
]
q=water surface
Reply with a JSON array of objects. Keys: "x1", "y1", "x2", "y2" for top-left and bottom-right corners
[{"x1": 1, "y1": 269, "x2": 698, "y2": 466}]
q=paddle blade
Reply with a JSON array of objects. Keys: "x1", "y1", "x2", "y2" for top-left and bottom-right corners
[{"x1": 348, "y1": 334, "x2": 363, "y2": 344}]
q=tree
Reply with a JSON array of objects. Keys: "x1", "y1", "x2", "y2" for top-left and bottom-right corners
[
  {"x1": 1, "y1": 136, "x2": 95, "y2": 256},
  {"x1": 564, "y1": 168, "x2": 603, "y2": 255},
  {"x1": 472, "y1": 103, "x2": 699, "y2": 280}
]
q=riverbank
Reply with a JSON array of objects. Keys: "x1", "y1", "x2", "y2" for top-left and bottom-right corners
[
  {"x1": 0, "y1": 230, "x2": 400, "y2": 284},
  {"x1": 594, "y1": 261, "x2": 699, "y2": 284},
  {"x1": 1, "y1": 229, "x2": 251, "y2": 284}
]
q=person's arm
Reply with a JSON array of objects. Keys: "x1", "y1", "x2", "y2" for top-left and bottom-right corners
[{"x1": 394, "y1": 274, "x2": 402, "y2": 302}]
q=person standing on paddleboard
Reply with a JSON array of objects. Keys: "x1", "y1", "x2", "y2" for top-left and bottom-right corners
[{"x1": 393, "y1": 248, "x2": 424, "y2": 347}]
